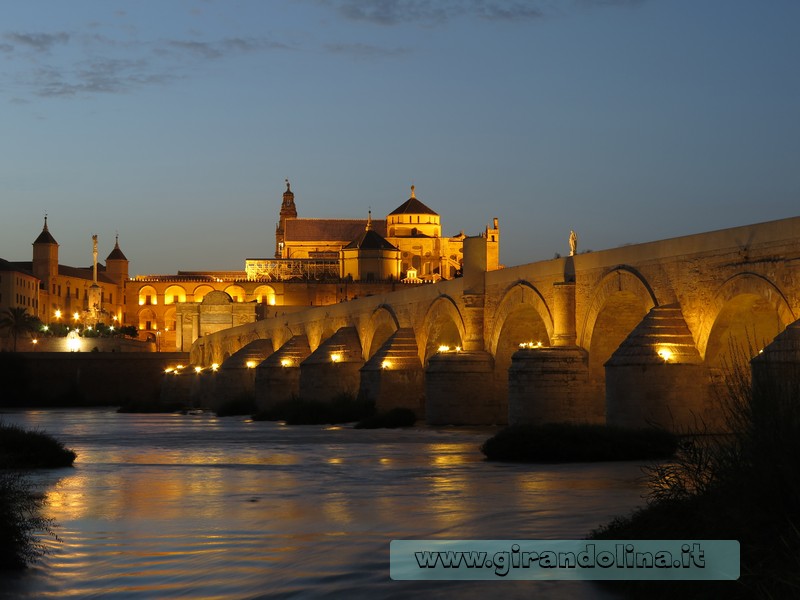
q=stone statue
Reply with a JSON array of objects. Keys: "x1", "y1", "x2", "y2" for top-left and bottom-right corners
[{"x1": 569, "y1": 230, "x2": 577, "y2": 256}]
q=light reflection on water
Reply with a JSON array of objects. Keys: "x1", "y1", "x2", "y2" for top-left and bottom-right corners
[{"x1": 0, "y1": 409, "x2": 648, "y2": 599}]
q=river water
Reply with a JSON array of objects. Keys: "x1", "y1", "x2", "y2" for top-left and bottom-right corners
[{"x1": 0, "y1": 409, "x2": 649, "y2": 599}]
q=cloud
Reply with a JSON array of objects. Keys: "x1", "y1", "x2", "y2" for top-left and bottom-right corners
[
  {"x1": 27, "y1": 58, "x2": 176, "y2": 97},
  {"x1": 325, "y1": 42, "x2": 411, "y2": 58},
  {"x1": 319, "y1": 0, "x2": 641, "y2": 25},
  {"x1": 164, "y1": 37, "x2": 290, "y2": 60},
  {"x1": 4, "y1": 31, "x2": 69, "y2": 52},
  {"x1": 167, "y1": 39, "x2": 223, "y2": 59},
  {"x1": 320, "y1": 0, "x2": 546, "y2": 26},
  {"x1": 2, "y1": 29, "x2": 289, "y2": 100}
]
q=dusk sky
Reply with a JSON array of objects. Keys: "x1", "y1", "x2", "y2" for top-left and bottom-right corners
[{"x1": 1, "y1": 0, "x2": 798, "y2": 275}]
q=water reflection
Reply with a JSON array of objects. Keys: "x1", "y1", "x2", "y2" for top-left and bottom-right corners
[{"x1": 0, "y1": 409, "x2": 646, "y2": 599}]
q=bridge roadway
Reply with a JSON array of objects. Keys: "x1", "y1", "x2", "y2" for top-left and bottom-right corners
[{"x1": 173, "y1": 216, "x2": 800, "y2": 431}]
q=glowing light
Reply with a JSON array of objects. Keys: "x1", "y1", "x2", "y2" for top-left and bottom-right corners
[
  {"x1": 42, "y1": 325, "x2": 49, "y2": 331},
  {"x1": 165, "y1": 368, "x2": 174, "y2": 374},
  {"x1": 269, "y1": 298, "x2": 276, "y2": 306},
  {"x1": 657, "y1": 348, "x2": 673, "y2": 363},
  {"x1": 194, "y1": 366, "x2": 203, "y2": 373},
  {"x1": 72, "y1": 312, "x2": 80, "y2": 320},
  {"x1": 112, "y1": 315, "x2": 118, "y2": 322},
  {"x1": 66, "y1": 332, "x2": 81, "y2": 352},
  {"x1": 211, "y1": 363, "x2": 220, "y2": 371},
  {"x1": 109, "y1": 326, "x2": 114, "y2": 331},
  {"x1": 246, "y1": 360, "x2": 257, "y2": 369},
  {"x1": 438, "y1": 345, "x2": 450, "y2": 353},
  {"x1": 381, "y1": 360, "x2": 392, "y2": 369},
  {"x1": 54, "y1": 309, "x2": 62, "y2": 319},
  {"x1": 518, "y1": 341, "x2": 542, "y2": 349},
  {"x1": 32, "y1": 339, "x2": 38, "y2": 345},
  {"x1": 164, "y1": 326, "x2": 169, "y2": 331},
  {"x1": 455, "y1": 346, "x2": 462, "y2": 352},
  {"x1": 176, "y1": 364, "x2": 184, "y2": 370},
  {"x1": 280, "y1": 359, "x2": 292, "y2": 367},
  {"x1": 330, "y1": 353, "x2": 341, "y2": 363}
]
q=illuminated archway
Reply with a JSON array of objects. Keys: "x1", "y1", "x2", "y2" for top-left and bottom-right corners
[
  {"x1": 702, "y1": 273, "x2": 794, "y2": 369},
  {"x1": 489, "y1": 283, "x2": 553, "y2": 405},
  {"x1": 138, "y1": 285, "x2": 158, "y2": 307},
  {"x1": 193, "y1": 285, "x2": 215, "y2": 303},
  {"x1": 253, "y1": 285, "x2": 277, "y2": 306},
  {"x1": 420, "y1": 295, "x2": 466, "y2": 364},
  {"x1": 581, "y1": 267, "x2": 657, "y2": 403},
  {"x1": 363, "y1": 305, "x2": 400, "y2": 359},
  {"x1": 137, "y1": 307, "x2": 157, "y2": 332},
  {"x1": 224, "y1": 285, "x2": 246, "y2": 303},
  {"x1": 163, "y1": 285, "x2": 187, "y2": 304}
]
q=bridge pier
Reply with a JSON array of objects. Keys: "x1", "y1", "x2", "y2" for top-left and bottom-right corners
[
  {"x1": 190, "y1": 369, "x2": 216, "y2": 409},
  {"x1": 605, "y1": 305, "x2": 713, "y2": 432},
  {"x1": 359, "y1": 328, "x2": 424, "y2": 417},
  {"x1": 752, "y1": 318, "x2": 800, "y2": 397},
  {"x1": 299, "y1": 327, "x2": 363, "y2": 402},
  {"x1": 551, "y1": 281, "x2": 577, "y2": 347},
  {"x1": 254, "y1": 335, "x2": 311, "y2": 411},
  {"x1": 425, "y1": 350, "x2": 503, "y2": 425},
  {"x1": 212, "y1": 339, "x2": 274, "y2": 412},
  {"x1": 507, "y1": 346, "x2": 593, "y2": 425},
  {"x1": 160, "y1": 365, "x2": 193, "y2": 406}
]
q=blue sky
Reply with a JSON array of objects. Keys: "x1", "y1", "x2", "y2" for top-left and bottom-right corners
[{"x1": 1, "y1": 0, "x2": 798, "y2": 275}]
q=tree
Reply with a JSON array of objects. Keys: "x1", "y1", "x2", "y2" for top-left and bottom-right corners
[{"x1": 0, "y1": 307, "x2": 35, "y2": 352}]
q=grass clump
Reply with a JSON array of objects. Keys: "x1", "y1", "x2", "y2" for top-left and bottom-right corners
[
  {"x1": 591, "y1": 348, "x2": 800, "y2": 599},
  {"x1": 0, "y1": 422, "x2": 76, "y2": 469},
  {"x1": 480, "y1": 422, "x2": 677, "y2": 463},
  {"x1": 253, "y1": 394, "x2": 374, "y2": 425},
  {"x1": 355, "y1": 407, "x2": 417, "y2": 429}
]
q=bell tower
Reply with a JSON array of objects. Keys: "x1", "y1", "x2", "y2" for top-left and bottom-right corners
[
  {"x1": 32, "y1": 214, "x2": 59, "y2": 291},
  {"x1": 275, "y1": 179, "x2": 296, "y2": 258}
]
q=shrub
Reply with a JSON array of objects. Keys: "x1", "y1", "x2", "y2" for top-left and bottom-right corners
[
  {"x1": 0, "y1": 471, "x2": 58, "y2": 569},
  {"x1": 354, "y1": 407, "x2": 417, "y2": 429},
  {"x1": 591, "y1": 345, "x2": 800, "y2": 599},
  {"x1": 480, "y1": 422, "x2": 677, "y2": 463},
  {"x1": 0, "y1": 422, "x2": 76, "y2": 469}
]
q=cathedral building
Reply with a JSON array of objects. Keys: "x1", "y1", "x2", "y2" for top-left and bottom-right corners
[
  {"x1": 4, "y1": 182, "x2": 500, "y2": 352},
  {"x1": 257, "y1": 181, "x2": 488, "y2": 283}
]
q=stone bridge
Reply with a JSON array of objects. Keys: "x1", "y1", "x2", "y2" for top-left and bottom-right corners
[{"x1": 179, "y1": 216, "x2": 800, "y2": 431}]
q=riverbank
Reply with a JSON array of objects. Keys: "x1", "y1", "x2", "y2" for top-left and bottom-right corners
[{"x1": 0, "y1": 422, "x2": 76, "y2": 569}]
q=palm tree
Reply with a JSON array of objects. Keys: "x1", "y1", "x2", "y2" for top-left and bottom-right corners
[{"x1": 0, "y1": 307, "x2": 35, "y2": 352}]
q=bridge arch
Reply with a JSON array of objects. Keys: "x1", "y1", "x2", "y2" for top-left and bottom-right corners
[
  {"x1": 581, "y1": 266, "x2": 658, "y2": 405},
  {"x1": 419, "y1": 295, "x2": 466, "y2": 364},
  {"x1": 700, "y1": 273, "x2": 794, "y2": 366},
  {"x1": 363, "y1": 305, "x2": 400, "y2": 360},
  {"x1": 580, "y1": 266, "x2": 658, "y2": 352},
  {"x1": 488, "y1": 281, "x2": 553, "y2": 372}
]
